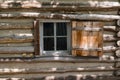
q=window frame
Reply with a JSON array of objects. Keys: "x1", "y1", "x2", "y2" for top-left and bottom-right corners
[{"x1": 39, "y1": 19, "x2": 71, "y2": 56}]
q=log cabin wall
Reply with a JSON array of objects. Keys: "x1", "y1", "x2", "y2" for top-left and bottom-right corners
[{"x1": 0, "y1": 0, "x2": 119, "y2": 79}]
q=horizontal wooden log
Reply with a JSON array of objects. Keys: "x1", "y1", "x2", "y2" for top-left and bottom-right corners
[
  {"x1": 103, "y1": 46, "x2": 120, "y2": 53},
  {"x1": 103, "y1": 35, "x2": 119, "y2": 42},
  {"x1": 0, "y1": 12, "x2": 120, "y2": 21},
  {"x1": 0, "y1": 22, "x2": 33, "y2": 30},
  {"x1": 0, "y1": 30, "x2": 33, "y2": 37},
  {"x1": 0, "y1": 46, "x2": 34, "y2": 54},
  {"x1": 0, "y1": 66, "x2": 117, "y2": 73},
  {"x1": 117, "y1": 19, "x2": 120, "y2": 26},
  {"x1": 0, "y1": 67, "x2": 118, "y2": 75},
  {"x1": 0, "y1": 43, "x2": 33, "y2": 47},
  {"x1": 103, "y1": 26, "x2": 116, "y2": 32},
  {"x1": 0, "y1": 1, "x2": 120, "y2": 12},
  {"x1": 0, "y1": 37, "x2": 33, "y2": 44},
  {"x1": 0, "y1": 76, "x2": 119, "y2": 80}
]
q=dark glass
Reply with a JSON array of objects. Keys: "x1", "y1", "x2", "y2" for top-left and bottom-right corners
[
  {"x1": 44, "y1": 38, "x2": 54, "y2": 51},
  {"x1": 57, "y1": 37, "x2": 67, "y2": 50},
  {"x1": 43, "y1": 23, "x2": 54, "y2": 36},
  {"x1": 56, "y1": 23, "x2": 67, "y2": 36}
]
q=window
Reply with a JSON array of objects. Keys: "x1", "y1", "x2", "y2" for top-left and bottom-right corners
[
  {"x1": 39, "y1": 20, "x2": 71, "y2": 56},
  {"x1": 34, "y1": 20, "x2": 103, "y2": 57}
]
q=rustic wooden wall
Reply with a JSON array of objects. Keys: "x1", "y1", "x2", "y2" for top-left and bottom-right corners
[{"x1": 0, "y1": 0, "x2": 119, "y2": 79}]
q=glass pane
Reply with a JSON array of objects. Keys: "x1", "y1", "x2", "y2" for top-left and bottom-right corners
[
  {"x1": 44, "y1": 38, "x2": 54, "y2": 51},
  {"x1": 43, "y1": 23, "x2": 54, "y2": 36},
  {"x1": 57, "y1": 37, "x2": 67, "y2": 50},
  {"x1": 56, "y1": 23, "x2": 67, "y2": 36}
]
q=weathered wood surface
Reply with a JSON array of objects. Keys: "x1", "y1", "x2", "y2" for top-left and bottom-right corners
[
  {"x1": 0, "y1": 47, "x2": 34, "y2": 54},
  {"x1": 0, "y1": 38, "x2": 33, "y2": 44},
  {"x1": 117, "y1": 40, "x2": 120, "y2": 47},
  {"x1": 103, "y1": 46, "x2": 120, "y2": 52},
  {"x1": 72, "y1": 21, "x2": 103, "y2": 56},
  {"x1": 0, "y1": 22, "x2": 33, "y2": 30},
  {"x1": 103, "y1": 26, "x2": 116, "y2": 32},
  {"x1": 115, "y1": 50, "x2": 120, "y2": 57},
  {"x1": 0, "y1": 76, "x2": 119, "y2": 80},
  {"x1": 0, "y1": 0, "x2": 120, "y2": 12},
  {"x1": 0, "y1": 30, "x2": 33, "y2": 37},
  {"x1": 0, "y1": 67, "x2": 118, "y2": 75},
  {"x1": 0, "y1": 12, "x2": 120, "y2": 21},
  {"x1": 103, "y1": 35, "x2": 119, "y2": 42},
  {"x1": 34, "y1": 20, "x2": 40, "y2": 55},
  {"x1": 117, "y1": 31, "x2": 120, "y2": 37},
  {"x1": 0, "y1": 43, "x2": 33, "y2": 47}
]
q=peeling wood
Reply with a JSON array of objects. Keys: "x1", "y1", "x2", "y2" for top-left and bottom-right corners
[{"x1": 0, "y1": 12, "x2": 120, "y2": 21}]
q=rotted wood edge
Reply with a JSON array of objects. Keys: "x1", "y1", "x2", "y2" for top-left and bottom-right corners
[{"x1": 34, "y1": 20, "x2": 40, "y2": 55}]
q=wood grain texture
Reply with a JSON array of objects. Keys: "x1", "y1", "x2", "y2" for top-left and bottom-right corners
[
  {"x1": 0, "y1": 46, "x2": 34, "y2": 54},
  {"x1": 0, "y1": 12, "x2": 120, "y2": 21},
  {"x1": 72, "y1": 21, "x2": 103, "y2": 56},
  {"x1": 34, "y1": 20, "x2": 40, "y2": 55},
  {"x1": 0, "y1": 1, "x2": 120, "y2": 12}
]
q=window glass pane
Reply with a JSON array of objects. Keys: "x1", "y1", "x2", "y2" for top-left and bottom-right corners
[
  {"x1": 43, "y1": 23, "x2": 54, "y2": 36},
  {"x1": 56, "y1": 23, "x2": 67, "y2": 36},
  {"x1": 57, "y1": 37, "x2": 67, "y2": 50},
  {"x1": 44, "y1": 38, "x2": 54, "y2": 51}
]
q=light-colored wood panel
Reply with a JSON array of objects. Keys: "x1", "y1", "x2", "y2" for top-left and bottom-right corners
[{"x1": 72, "y1": 21, "x2": 103, "y2": 56}]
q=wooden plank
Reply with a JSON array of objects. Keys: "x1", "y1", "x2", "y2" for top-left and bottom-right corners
[
  {"x1": 103, "y1": 26, "x2": 116, "y2": 32},
  {"x1": 34, "y1": 20, "x2": 40, "y2": 55},
  {"x1": 0, "y1": 47, "x2": 34, "y2": 54},
  {"x1": 72, "y1": 21, "x2": 103, "y2": 56},
  {"x1": 0, "y1": 12, "x2": 120, "y2": 21}
]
